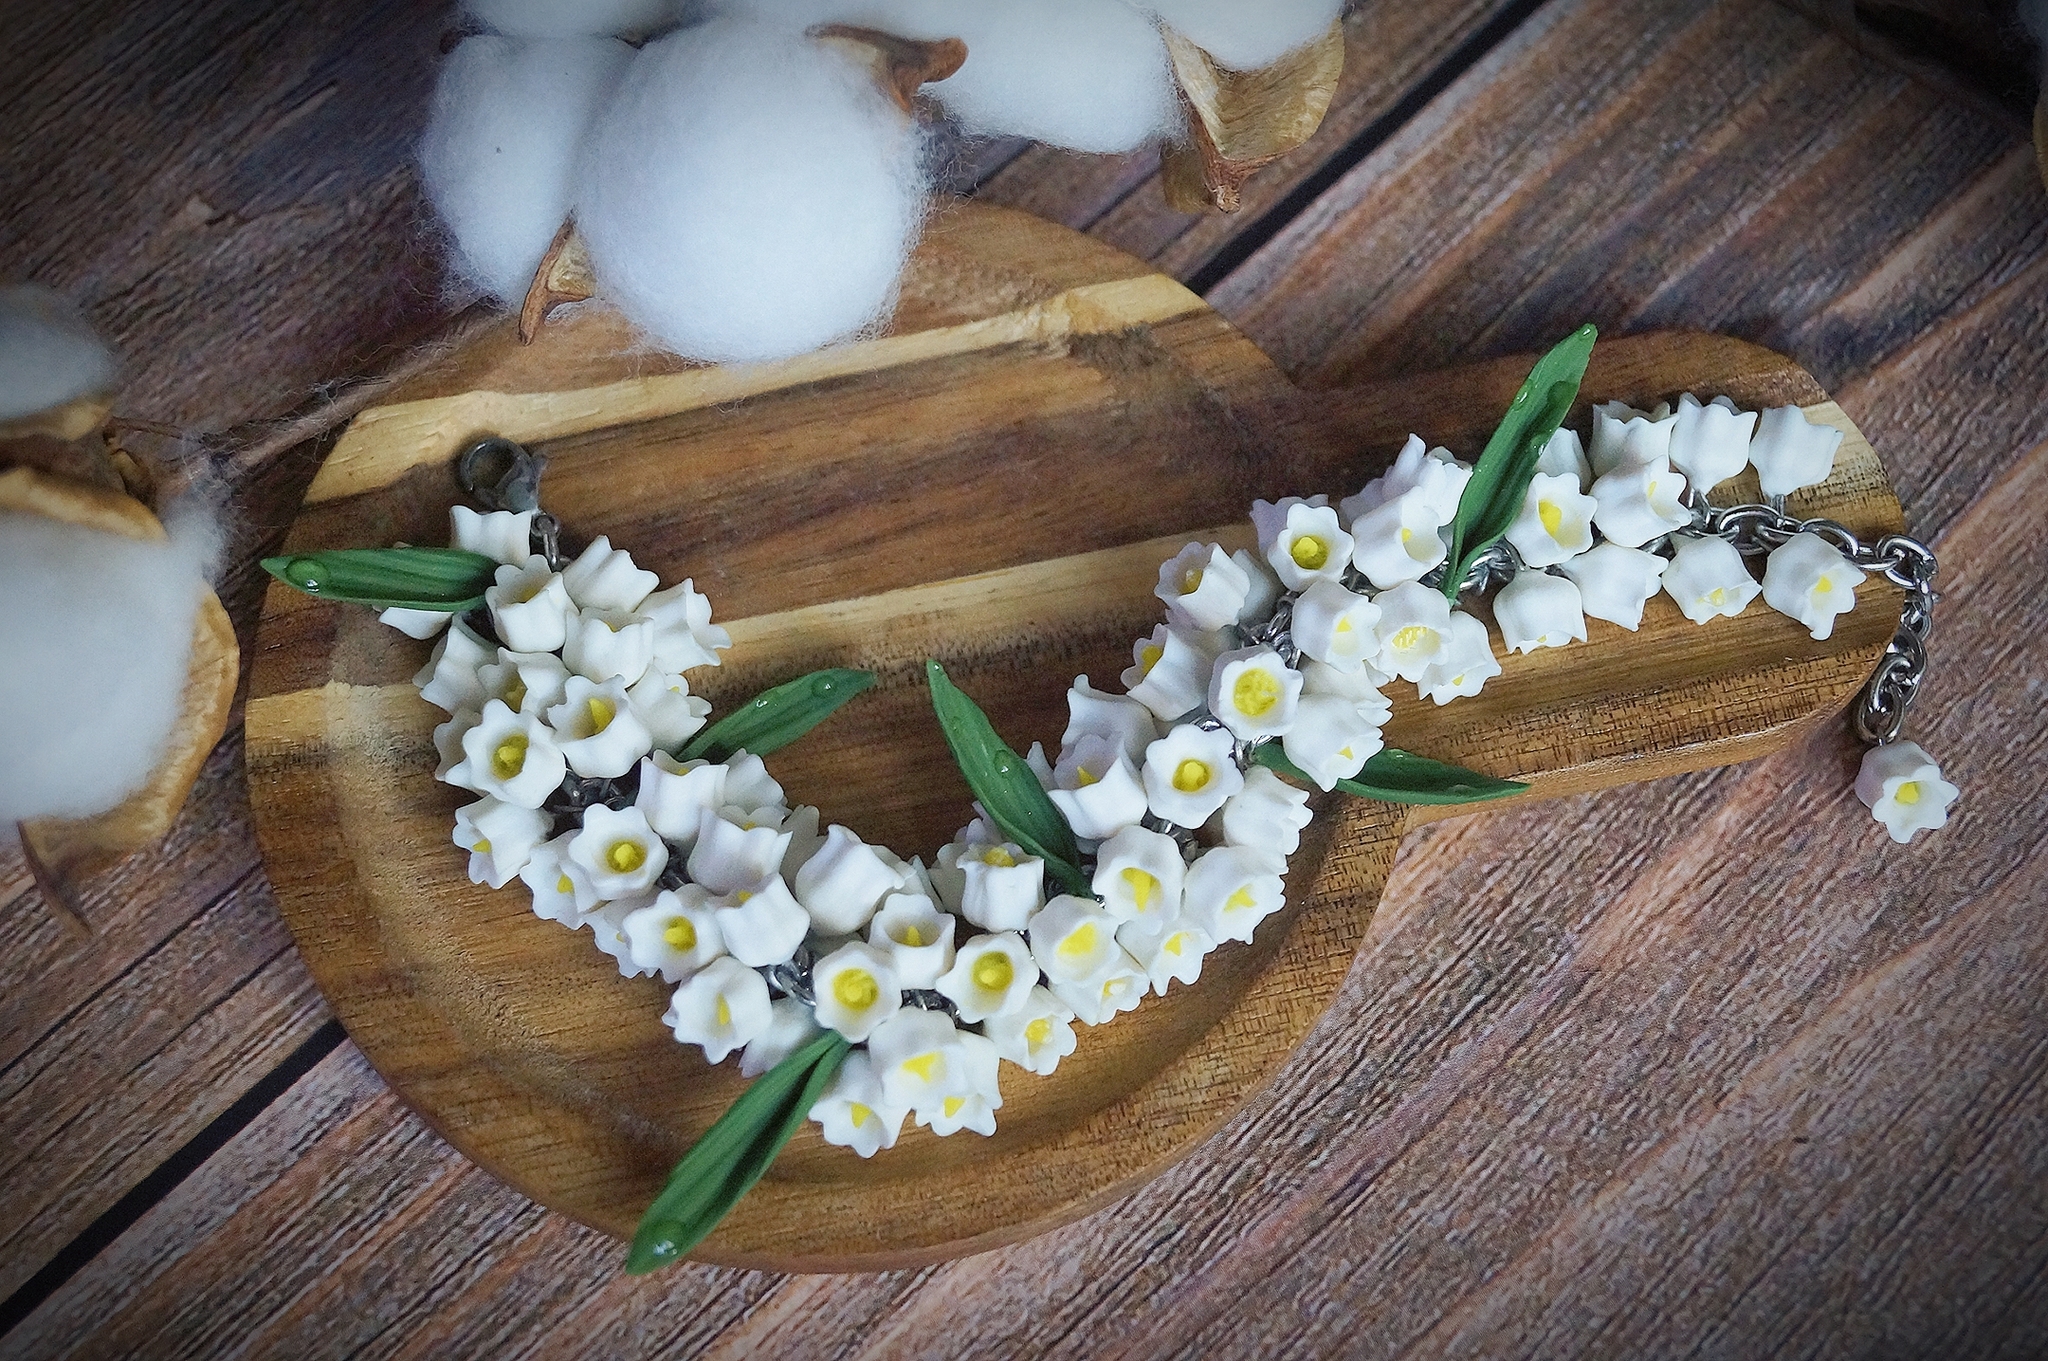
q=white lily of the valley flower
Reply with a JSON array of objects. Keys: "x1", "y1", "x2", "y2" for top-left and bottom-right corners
[
  {"x1": 928, "y1": 838, "x2": 990, "y2": 916},
  {"x1": 687, "y1": 807, "x2": 792, "y2": 894},
  {"x1": 1300, "y1": 656, "x2": 1395, "y2": 723},
  {"x1": 1233, "y1": 548, "x2": 1283, "y2": 624},
  {"x1": 1218, "y1": 766, "x2": 1312, "y2": 872},
  {"x1": 433, "y1": 708, "x2": 479, "y2": 782},
  {"x1": 563, "y1": 607, "x2": 655, "y2": 686},
  {"x1": 1255, "y1": 498, "x2": 1353, "y2": 591},
  {"x1": 713, "y1": 874, "x2": 810, "y2": 968},
  {"x1": 741, "y1": 997, "x2": 822, "y2": 1078},
  {"x1": 937, "y1": 931, "x2": 1037, "y2": 1021},
  {"x1": 586, "y1": 897, "x2": 656, "y2": 977},
  {"x1": 450, "y1": 505, "x2": 535, "y2": 566},
  {"x1": 476, "y1": 647, "x2": 569, "y2": 718},
  {"x1": 1370, "y1": 582, "x2": 1452, "y2": 683},
  {"x1": 956, "y1": 841, "x2": 1045, "y2": 933},
  {"x1": 1142, "y1": 722, "x2": 1243, "y2": 827},
  {"x1": 1118, "y1": 915, "x2": 1216, "y2": 995},
  {"x1": 1051, "y1": 953, "x2": 1148, "y2": 1026},
  {"x1": 1028, "y1": 894, "x2": 1126, "y2": 984},
  {"x1": 1281, "y1": 693, "x2": 1385, "y2": 790},
  {"x1": 452, "y1": 796, "x2": 550, "y2": 889},
  {"x1": 1290, "y1": 579, "x2": 1382, "y2": 671},
  {"x1": 1494, "y1": 571, "x2": 1588, "y2": 654},
  {"x1": 917, "y1": 1032, "x2": 1003, "y2": 1137},
  {"x1": 1533, "y1": 426, "x2": 1591, "y2": 485},
  {"x1": 1591, "y1": 458, "x2": 1690, "y2": 548},
  {"x1": 622, "y1": 886, "x2": 725, "y2": 981},
  {"x1": 868, "y1": 892, "x2": 956, "y2": 987},
  {"x1": 1668, "y1": 393, "x2": 1757, "y2": 491},
  {"x1": 1749, "y1": 405, "x2": 1843, "y2": 497},
  {"x1": 810, "y1": 1051, "x2": 907, "y2": 1157},
  {"x1": 1662, "y1": 534, "x2": 1760, "y2": 623},
  {"x1": 485, "y1": 556, "x2": 575, "y2": 654},
  {"x1": 1061, "y1": 676, "x2": 1159, "y2": 767},
  {"x1": 1504, "y1": 471, "x2": 1598, "y2": 568},
  {"x1": 1559, "y1": 542, "x2": 1669, "y2": 630},
  {"x1": 795, "y1": 824, "x2": 907, "y2": 935},
  {"x1": 779, "y1": 804, "x2": 826, "y2": 882},
  {"x1": 1184, "y1": 846, "x2": 1286, "y2": 944},
  {"x1": 1023, "y1": 740, "x2": 1056, "y2": 790},
  {"x1": 1340, "y1": 435, "x2": 1472, "y2": 525},
  {"x1": 721, "y1": 750, "x2": 786, "y2": 813},
  {"x1": 1157, "y1": 541, "x2": 1252, "y2": 631},
  {"x1": 869, "y1": 1008, "x2": 970, "y2": 1114},
  {"x1": 1209, "y1": 646, "x2": 1302, "y2": 741},
  {"x1": 520, "y1": 831, "x2": 597, "y2": 924},
  {"x1": 1855, "y1": 741, "x2": 1958, "y2": 844},
  {"x1": 379, "y1": 606, "x2": 451, "y2": 639},
  {"x1": 547, "y1": 675, "x2": 652, "y2": 779},
  {"x1": 1588, "y1": 399, "x2": 1676, "y2": 477},
  {"x1": 625, "y1": 668, "x2": 711, "y2": 750},
  {"x1": 634, "y1": 752, "x2": 726, "y2": 844},
  {"x1": 639, "y1": 578, "x2": 730, "y2": 673},
  {"x1": 812, "y1": 941, "x2": 902, "y2": 1042},
  {"x1": 1090, "y1": 825, "x2": 1186, "y2": 925},
  {"x1": 1048, "y1": 736, "x2": 1149, "y2": 841},
  {"x1": 568, "y1": 803, "x2": 667, "y2": 898},
  {"x1": 560, "y1": 534, "x2": 657, "y2": 612},
  {"x1": 449, "y1": 699, "x2": 566, "y2": 808},
  {"x1": 663, "y1": 956, "x2": 772, "y2": 1065},
  {"x1": 1417, "y1": 610, "x2": 1500, "y2": 706},
  {"x1": 1122, "y1": 623, "x2": 1222, "y2": 721},
  {"x1": 1762, "y1": 532, "x2": 1865, "y2": 640},
  {"x1": 416, "y1": 617, "x2": 494, "y2": 714},
  {"x1": 983, "y1": 987, "x2": 1077, "y2": 1075},
  {"x1": 1348, "y1": 488, "x2": 1448, "y2": 589}
]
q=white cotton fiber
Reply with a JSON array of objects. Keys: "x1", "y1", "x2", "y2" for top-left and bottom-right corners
[
  {"x1": 421, "y1": 35, "x2": 635, "y2": 304},
  {"x1": 725, "y1": 0, "x2": 1180, "y2": 153},
  {"x1": 576, "y1": 16, "x2": 928, "y2": 363},
  {"x1": 0, "y1": 286, "x2": 117, "y2": 423},
  {"x1": 463, "y1": 0, "x2": 685, "y2": 39},
  {"x1": 0, "y1": 498, "x2": 220, "y2": 829},
  {"x1": 1138, "y1": 0, "x2": 1345, "y2": 72}
]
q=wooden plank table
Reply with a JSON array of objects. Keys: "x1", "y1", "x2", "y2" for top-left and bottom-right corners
[{"x1": 3, "y1": 0, "x2": 2044, "y2": 1354}]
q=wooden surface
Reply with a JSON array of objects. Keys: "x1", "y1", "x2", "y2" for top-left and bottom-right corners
[{"x1": 3, "y1": 0, "x2": 2046, "y2": 1351}]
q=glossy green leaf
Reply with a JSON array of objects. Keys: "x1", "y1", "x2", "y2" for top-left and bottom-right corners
[
  {"x1": 925, "y1": 660, "x2": 1088, "y2": 896},
  {"x1": 628, "y1": 1031, "x2": 851, "y2": 1274},
  {"x1": 260, "y1": 547, "x2": 500, "y2": 612},
  {"x1": 679, "y1": 668, "x2": 878, "y2": 763},
  {"x1": 1443, "y1": 324, "x2": 1598, "y2": 599},
  {"x1": 1253, "y1": 742, "x2": 1528, "y2": 806}
]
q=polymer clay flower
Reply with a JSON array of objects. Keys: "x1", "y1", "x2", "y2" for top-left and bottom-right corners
[
  {"x1": 1090, "y1": 825, "x2": 1186, "y2": 925},
  {"x1": 563, "y1": 607, "x2": 656, "y2": 686},
  {"x1": 809, "y1": 1051, "x2": 908, "y2": 1157},
  {"x1": 740, "y1": 996, "x2": 824, "y2": 1079},
  {"x1": 1290, "y1": 579, "x2": 1382, "y2": 671},
  {"x1": 568, "y1": 803, "x2": 667, "y2": 898},
  {"x1": 1340, "y1": 435, "x2": 1472, "y2": 525},
  {"x1": 1209, "y1": 646, "x2": 1302, "y2": 741},
  {"x1": 640, "y1": 578, "x2": 731, "y2": 673},
  {"x1": 916, "y1": 1031, "x2": 1003, "y2": 1137},
  {"x1": 713, "y1": 874, "x2": 810, "y2": 968},
  {"x1": 1047, "y1": 736, "x2": 1149, "y2": 841},
  {"x1": 626, "y1": 668, "x2": 712, "y2": 751},
  {"x1": 779, "y1": 804, "x2": 826, "y2": 881},
  {"x1": 485, "y1": 556, "x2": 575, "y2": 654},
  {"x1": 1749, "y1": 405, "x2": 1844, "y2": 497},
  {"x1": 663, "y1": 956, "x2": 773, "y2": 1065},
  {"x1": 1854, "y1": 741, "x2": 1958, "y2": 844},
  {"x1": 634, "y1": 752, "x2": 727, "y2": 844},
  {"x1": 547, "y1": 675, "x2": 653, "y2": 778},
  {"x1": 868, "y1": 1008, "x2": 970, "y2": 1114},
  {"x1": 936, "y1": 931, "x2": 1037, "y2": 1021},
  {"x1": 561, "y1": 534, "x2": 658, "y2": 612},
  {"x1": 1061, "y1": 676, "x2": 1160, "y2": 768},
  {"x1": 1667, "y1": 393, "x2": 1757, "y2": 492},
  {"x1": 1416, "y1": 610, "x2": 1500, "y2": 706},
  {"x1": 451, "y1": 505, "x2": 535, "y2": 565},
  {"x1": 417, "y1": 617, "x2": 494, "y2": 714},
  {"x1": 1218, "y1": 765, "x2": 1313, "y2": 871},
  {"x1": 1299, "y1": 657, "x2": 1394, "y2": 724},
  {"x1": 1591, "y1": 458, "x2": 1690, "y2": 548},
  {"x1": 868, "y1": 892, "x2": 957, "y2": 987},
  {"x1": 720, "y1": 750, "x2": 787, "y2": 815},
  {"x1": 1348, "y1": 489, "x2": 1449, "y2": 589},
  {"x1": 1117, "y1": 915, "x2": 1216, "y2": 995},
  {"x1": 1558, "y1": 542, "x2": 1669, "y2": 630},
  {"x1": 1141, "y1": 723, "x2": 1244, "y2": 827},
  {"x1": 379, "y1": 606, "x2": 451, "y2": 640},
  {"x1": 1280, "y1": 693, "x2": 1385, "y2": 790},
  {"x1": 449, "y1": 699, "x2": 567, "y2": 808},
  {"x1": 1588, "y1": 399, "x2": 1675, "y2": 477},
  {"x1": 1027, "y1": 893, "x2": 1126, "y2": 984},
  {"x1": 1761, "y1": 532, "x2": 1865, "y2": 640},
  {"x1": 1493, "y1": 571, "x2": 1588, "y2": 654},
  {"x1": 956, "y1": 841, "x2": 1045, "y2": 933},
  {"x1": 587, "y1": 899, "x2": 656, "y2": 978},
  {"x1": 794, "y1": 824, "x2": 908, "y2": 935},
  {"x1": 1232, "y1": 548, "x2": 1284, "y2": 625},
  {"x1": 519, "y1": 831, "x2": 598, "y2": 924},
  {"x1": 982, "y1": 986, "x2": 1078, "y2": 1076},
  {"x1": 1051, "y1": 952, "x2": 1148, "y2": 1026},
  {"x1": 477, "y1": 647, "x2": 570, "y2": 717},
  {"x1": 1254, "y1": 498, "x2": 1354, "y2": 591},
  {"x1": 1368, "y1": 581, "x2": 1452, "y2": 683},
  {"x1": 622, "y1": 885, "x2": 725, "y2": 981},
  {"x1": 1661, "y1": 534, "x2": 1760, "y2": 623},
  {"x1": 433, "y1": 708, "x2": 479, "y2": 782},
  {"x1": 452, "y1": 796, "x2": 551, "y2": 889},
  {"x1": 1183, "y1": 846, "x2": 1286, "y2": 944},
  {"x1": 1503, "y1": 472, "x2": 1598, "y2": 568},
  {"x1": 1156, "y1": 542, "x2": 1252, "y2": 632},
  {"x1": 1533, "y1": 426, "x2": 1591, "y2": 485},
  {"x1": 1122, "y1": 623, "x2": 1222, "y2": 721},
  {"x1": 812, "y1": 941, "x2": 903, "y2": 1042}
]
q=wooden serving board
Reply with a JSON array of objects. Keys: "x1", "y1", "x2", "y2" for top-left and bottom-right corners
[{"x1": 246, "y1": 202, "x2": 1902, "y2": 1272}]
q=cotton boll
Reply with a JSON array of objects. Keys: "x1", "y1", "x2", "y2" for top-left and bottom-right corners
[
  {"x1": 0, "y1": 286, "x2": 117, "y2": 423},
  {"x1": 1140, "y1": 0, "x2": 1344, "y2": 72},
  {"x1": 463, "y1": 0, "x2": 687, "y2": 39},
  {"x1": 577, "y1": 17, "x2": 928, "y2": 363},
  {"x1": 421, "y1": 35, "x2": 635, "y2": 304}
]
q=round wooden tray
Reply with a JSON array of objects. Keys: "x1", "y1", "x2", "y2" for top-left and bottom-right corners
[{"x1": 247, "y1": 203, "x2": 1902, "y2": 1271}]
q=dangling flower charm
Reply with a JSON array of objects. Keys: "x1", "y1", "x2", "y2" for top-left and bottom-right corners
[{"x1": 1855, "y1": 741, "x2": 1958, "y2": 844}]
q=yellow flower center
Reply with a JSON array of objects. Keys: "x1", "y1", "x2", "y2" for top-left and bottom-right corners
[
  {"x1": 715, "y1": 995, "x2": 731, "y2": 1027},
  {"x1": 472, "y1": 838, "x2": 491, "y2": 854},
  {"x1": 943, "y1": 1096, "x2": 965, "y2": 1118},
  {"x1": 491, "y1": 735, "x2": 528, "y2": 781},
  {"x1": 1121, "y1": 868, "x2": 1159, "y2": 913},
  {"x1": 1390, "y1": 624, "x2": 1436, "y2": 653},
  {"x1": 1075, "y1": 765, "x2": 1099, "y2": 787},
  {"x1": 1538, "y1": 499, "x2": 1564, "y2": 537},
  {"x1": 972, "y1": 952, "x2": 1014, "y2": 993},
  {"x1": 1172, "y1": 758, "x2": 1211, "y2": 792},
  {"x1": 1024, "y1": 1017, "x2": 1053, "y2": 1048},
  {"x1": 1289, "y1": 536, "x2": 1329, "y2": 571},
  {"x1": 503, "y1": 677, "x2": 527, "y2": 711},
  {"x1": 898, "y1": 924, "x2": 925, "y2": 947},
  {"x1": 902, "y1": 1052, "x2": 941, "y2": 1084},
  {"x1": 1226, "y1": 886, "x2": 1258, "y2": 912},
  {"x1": 1232, "y1": 668, "x2": 1282, "y2": 718},
  {"x1": 1165, "y1": 932, "x2": 1188, "y2": 957},
  {"x1": 1180, "y1": 567, "x2": 1204, "y2": 595},
  {"x1": 980, "y1": 846, "x2": 1016, "y2": 868},
  {"x1": 1707, "y1": 587, "x2": 1728, "y2": 606},
  {"x1": 586, "y1": 697, "x2": 615, "y2": 734},
  {"x1": 1814, "y1": 577, "x2": 1833, "y2": 596},
  {"x1": 664, "y1": 917, "x2": 696, "y2": 950},
  {"x1": 849, "y1": 1102, "x2": 872, "y2": 1128},
  {"x1": 1893, "y1": 780, "x2": 1921, "y2": 806},
  {"x1": 1058, "y1": 920, "x2": 1100, "y2": 961},
  {"x1": 833, "y1": 969, "x2": 880, "y2": 1011},
  {"x1": 556, "y1": 874, "x2": 574, "y2": 895},
  {"x1": 1139, "y1": 644, "x2": 1163, "y2": 675},
  {"x1": 605, "y1": 840, "x2": 646, "y2": 874}
]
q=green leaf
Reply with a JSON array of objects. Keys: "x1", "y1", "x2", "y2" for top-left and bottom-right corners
[
  {"x1": 1253, "y1": 743, "x2": 1528, "y2": 806},
  {"x1": 1443, "y1": 324, "x2": 1598, "y2": 599},
  {"x1": 259, "y1": 547, "x2": 500, "y2": 612},
  {"x1": 628, "y1": 1031, "x2": 851, "y2": 1274},
  {"x1": 679, "y1": 669, "x2": 878, "y2": 763},
  {"x1": 924, "y1": 660, "x2": 1089, "y2": 896}
]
